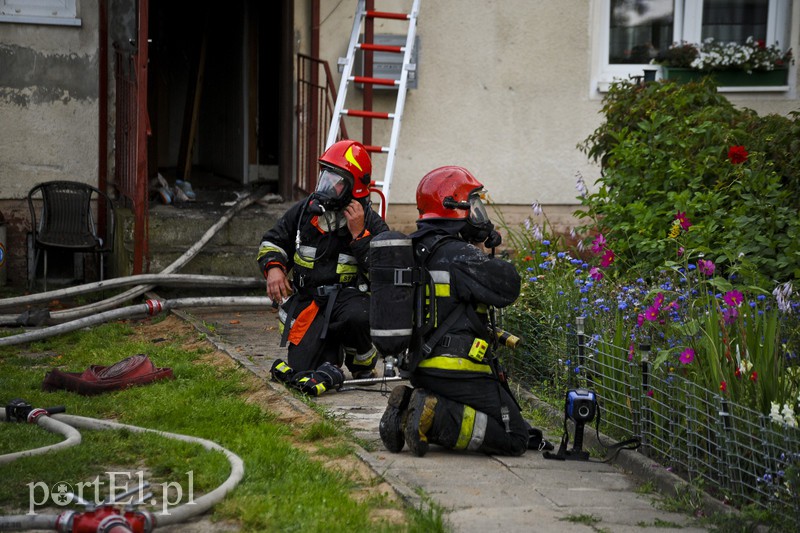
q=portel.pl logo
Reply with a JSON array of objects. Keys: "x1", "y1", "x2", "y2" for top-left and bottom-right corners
[{"x1": 27, "y1": 471, "x2": 194, "y2": 515}]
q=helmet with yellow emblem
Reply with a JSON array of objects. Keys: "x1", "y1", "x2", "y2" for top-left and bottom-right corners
[{"x1": 314, "y1": 140, "x2": 372, "y2": 211}]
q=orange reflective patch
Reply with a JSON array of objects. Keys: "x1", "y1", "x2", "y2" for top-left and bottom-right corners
[{"x1": 288, "y1": 301, "x2": 320, "y2": 345}]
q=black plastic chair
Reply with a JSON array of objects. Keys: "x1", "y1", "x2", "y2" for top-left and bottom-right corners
[{"x1": 28, "y1": 181, "x2": 115, "y2": 291}]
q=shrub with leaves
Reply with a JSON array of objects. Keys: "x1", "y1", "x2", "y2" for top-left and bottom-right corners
[{"x1": 577, "y1": 78, "x2": 800, "y2": 287}]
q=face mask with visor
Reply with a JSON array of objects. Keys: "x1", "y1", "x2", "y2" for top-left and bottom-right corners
[{"x1": 310, "y1": 166, "x2": 353, "y2": 213}]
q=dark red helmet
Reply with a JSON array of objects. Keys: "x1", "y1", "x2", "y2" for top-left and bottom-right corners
[
  {"x1": 318, "y1": 140, "x2": 372, "y2": 199},
  {"x1": 416, "y1": 166, "x2": 487, "y2": 221}
]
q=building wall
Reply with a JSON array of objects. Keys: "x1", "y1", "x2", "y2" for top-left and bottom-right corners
[
  {"x1": 301, "y1": 0, "x2": 800, "y2": 234},
  {"x1": 0, "y1": 3, "x2": 100, "y2": 284}
]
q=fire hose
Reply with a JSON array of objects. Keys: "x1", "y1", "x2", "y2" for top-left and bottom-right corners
[
  {"x1": 0, "y1": 297, "x2": 272, "y2": 347},
  {"x1": 0, "y1": 402, "x2": 244, "y2": 532}
]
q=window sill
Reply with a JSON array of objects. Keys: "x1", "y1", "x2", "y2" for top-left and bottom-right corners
[{"x1": 0, "y1": 14, "x2": 81, "y2": 27}]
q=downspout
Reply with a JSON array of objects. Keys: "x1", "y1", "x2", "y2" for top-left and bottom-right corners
[
  {"x1": 99, "y1": 0, "x2": 109, "y2": 234},
  {"x1": 134, "y1": 0, "x2": 150, "y2": 274}
]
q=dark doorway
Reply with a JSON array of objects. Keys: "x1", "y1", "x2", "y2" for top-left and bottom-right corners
[{"x1": 146, "y1": 0, "x2": 282, "y2": 195}]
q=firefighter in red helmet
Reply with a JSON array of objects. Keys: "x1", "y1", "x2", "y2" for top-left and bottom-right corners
[
  {"x1": 257, "y1": 140, "x2": 389, "y2": 395},
  {"x1": 379, "y1": 166, "x2": 552, "y2": 456}
]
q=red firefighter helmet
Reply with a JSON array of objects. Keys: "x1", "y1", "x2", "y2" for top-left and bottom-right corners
[
  {"x1": 318, "y1": 140, "x2": 372, "y2": 199},
  {"x1": 416, "y1": 166, "x2": 486, "y2": 220}
]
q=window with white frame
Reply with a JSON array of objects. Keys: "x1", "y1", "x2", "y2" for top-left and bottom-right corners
[
  {"x1": 0, "y1": 0, "x2": 81, "y2": 27},
  {"x1": 594, "y1": 0, "x2": 793, "y2": 91}
]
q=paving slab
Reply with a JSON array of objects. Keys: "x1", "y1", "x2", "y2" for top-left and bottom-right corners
[{"x1": 173, "y1": 305, "x2": 721, "y2": 532}]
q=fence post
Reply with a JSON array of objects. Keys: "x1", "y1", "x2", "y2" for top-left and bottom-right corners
[
  {"x1": 638, "y1": 339, "x2": 651, "y2": 454},
  {"x1": 576, "y1": 315, "x2": 585, "y2": 389},
  {"x1": 717, "y1": 395, "x2": 733, "y2": 494}
]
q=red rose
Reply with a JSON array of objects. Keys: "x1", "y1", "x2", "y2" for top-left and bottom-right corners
[{"x1": 728, "y1": 145, "x2": 748, "y2": 164}]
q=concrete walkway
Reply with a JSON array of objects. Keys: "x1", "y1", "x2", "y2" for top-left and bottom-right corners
[{"x1": 174, "y1": 305, "x2": 726, "y2": 533}]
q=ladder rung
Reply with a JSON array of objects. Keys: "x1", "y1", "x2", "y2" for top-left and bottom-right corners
[
  {"x1": 343, "y1": 109, "x2": 393, "y2": 119},
  {"x1": 358, "y1": 43, "x2": 404, "y2": 53},
  {"x1": 352, "y1": 76, "x2": 398, "y2": 86},
  {"x1": 363, "y1": 145, "x2": 388, "y2": 153},
  {"x1": 366, "y1": 10, "x2": 409, "y2": 21}
]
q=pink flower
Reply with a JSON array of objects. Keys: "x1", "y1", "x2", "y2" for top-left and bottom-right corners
[
  {"x1": 589, "y1": 266, "x2": 604, "y2": 281},
  {"x1": 728, "y1": 145, "x2": 749, "y2": 164},
  {"x1": 653, "y1": 292, "x2": 665, "y2": 310},
  {"x1": 644, "y1": 306, "x2": 659, "y2": 321},
  {"x1": 723, "y1": 290, "x2": 744, "y2": 307},
  {"x1": 637, "y1": 314, "x2": 645, "y2": 327},
  {"x1": 720, "y1": 381, "x2": 727, "y2": 392},
  {"x1": 674, "y1": 211, "x2": 692, "y2": 231},
  {"x1": 679, "y1": 348, "x2": 695, "y2": 365},
  {"x1": 722, "y1": 307, "x2": 739, "y2": 325},
  {"x1": 591, "y1": 234, "x2": 606, "y2": 254},
  {"x1": 646, "y1": 389, "x2": 654, "y2": 397},
  {"x1": 628, "y1": 344, "x2": 635, "y2": 361},
  {"x1": 697, "y1": 259, "x2": 716, "y2": 276},
  {"x1": 677, "y1": 246, "x2": 685, "y2": 257},
  {"x1": 600, "y1": 249, "x2": 616, "y2": 267}
]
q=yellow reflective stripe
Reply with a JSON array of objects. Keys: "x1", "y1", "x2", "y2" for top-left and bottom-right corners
[
  {"x1": 294, "y1": 252, "x2": 313, "y2": 269},
  {"x1": 430, "y1": 270, "x2": 450, "y2": 297},
  {"x1": 417, "y1": 356, "x2": 492, "y2": 373},
  {"x1": 476, "y1": 303, "x2": 488, "y2": 314},
  {"x1": 257, "y1": 241, "x2": 288, "y2": 262},
  {"x1": 455, "y1": 405, "x2": 476, "y2": 450},
  {"x1": 336, "y1": 263, "x2": 357, "y2": 274}
]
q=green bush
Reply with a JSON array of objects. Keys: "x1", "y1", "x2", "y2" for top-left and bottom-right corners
[{"x1": 577, "y1": 78, "x2": 800, "y2": 287}]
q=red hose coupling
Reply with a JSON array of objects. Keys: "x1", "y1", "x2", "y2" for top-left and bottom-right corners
[
  {"x1": 124, "y1": 510, "x2": 155, "y2": 533},
  {"x1": 144, "y1": 299, "x2": 163, "y2": 316},
  {"x1": 62, "y1": 506, "x2": 148, "y2": 532},
  {"x1": 26, "y1": 407, "x2": 48, "y2": 423}
]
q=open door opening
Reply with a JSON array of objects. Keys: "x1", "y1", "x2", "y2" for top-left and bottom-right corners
[{"x1": 147, "y1": 0, "x2": 283, "y2": 203}]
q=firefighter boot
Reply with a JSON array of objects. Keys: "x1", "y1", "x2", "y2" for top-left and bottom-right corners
[
  {"x1": 293, "y1": 362, "x2": 345, "y2": 396},
  {"x1": 379, "y1": 385, "x2": 413, "y2": 453},
  {"x1": 528, "y1": 427, "x2": 555, "y2": 452},
  {"x1": 270, "y1": 359, "x2": 294, "y2": 384},
  {"x1": 404, "y1": 389, "x2": 438, "y2": 457}
]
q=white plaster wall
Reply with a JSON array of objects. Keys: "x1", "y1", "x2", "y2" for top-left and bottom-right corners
[
  {"x1": 303, "y1": 0, "x2": 800, "y2": 217},
  {"x1": 0, "y1": 3, "x2": 99, "y2": 199}
]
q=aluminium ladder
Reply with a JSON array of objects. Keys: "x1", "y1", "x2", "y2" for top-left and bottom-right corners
[{"x1": 326, "y1": 0, "x2": 421, "y2": 217}]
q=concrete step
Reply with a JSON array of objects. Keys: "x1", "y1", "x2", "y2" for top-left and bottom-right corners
[{"x1": 116, "y1": 202, "x2": 288, "y2": 279}]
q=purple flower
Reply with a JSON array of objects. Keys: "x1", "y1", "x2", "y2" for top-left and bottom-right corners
[
  {"x1": 697, "y1": 259, "x2": 716, "y2": 276},
  {"x1": 724, "y1": 290, "x2": 744, "y2": 307},
  {"x1": 722, "y1": 307, "x2": 739, "y2": 325},
  {"x1": 679, "y1": 348, "x2": 695, "y2": 365},
  {"x1": 589, "y1": 266, "x2": 604, "y2": 281}
]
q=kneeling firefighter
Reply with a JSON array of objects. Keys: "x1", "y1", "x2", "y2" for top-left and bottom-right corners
[
  {"x1": 377, "y1": 166, "x2": 551, "y2": 456},
  {"x1": 256, "y1": 140, "x2": 389, "y2": 396}
]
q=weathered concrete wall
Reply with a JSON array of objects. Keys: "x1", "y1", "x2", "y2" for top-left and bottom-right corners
[{"x1": 0, "y1": 4, "x2": 100, "y2": 285}]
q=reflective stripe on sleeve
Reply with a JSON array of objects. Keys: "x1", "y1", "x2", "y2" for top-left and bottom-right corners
[{"x1": 257, "y1": 241, "x2": 288, "y2": 262}]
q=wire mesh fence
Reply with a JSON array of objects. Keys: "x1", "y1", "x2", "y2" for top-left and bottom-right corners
[{"x1": 502, "y1": 318, "x2": 800, "y2": 526}]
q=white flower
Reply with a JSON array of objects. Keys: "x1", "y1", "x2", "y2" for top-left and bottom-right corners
[
  {"x1": 770, "y1": 402, "x2": 784, "y2": 424},
  {"x1": 780, "y1": 404, "x2": 797, "y2": 427},
  {"x1": 531, "y1": 201, "x2": 543, "y2": 216},
  {"x1": 575, "y1": 172, "x2": 588, "y2": 198},
  {"x1": 773, "y1": 281, "x2": 793, "y2": 314}
]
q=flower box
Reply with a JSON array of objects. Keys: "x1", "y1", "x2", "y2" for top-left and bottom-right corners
[{"x1": 662, "y1": 66, "x2": 789, "y2": 87}]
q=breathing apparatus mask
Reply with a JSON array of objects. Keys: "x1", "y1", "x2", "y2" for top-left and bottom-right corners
[
  {"x1": 445, "y1": 191, "x2": 502, "y2": 248},
  {"x1": 308, "y1": 166, "x2": 354, "y2": 215}
]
